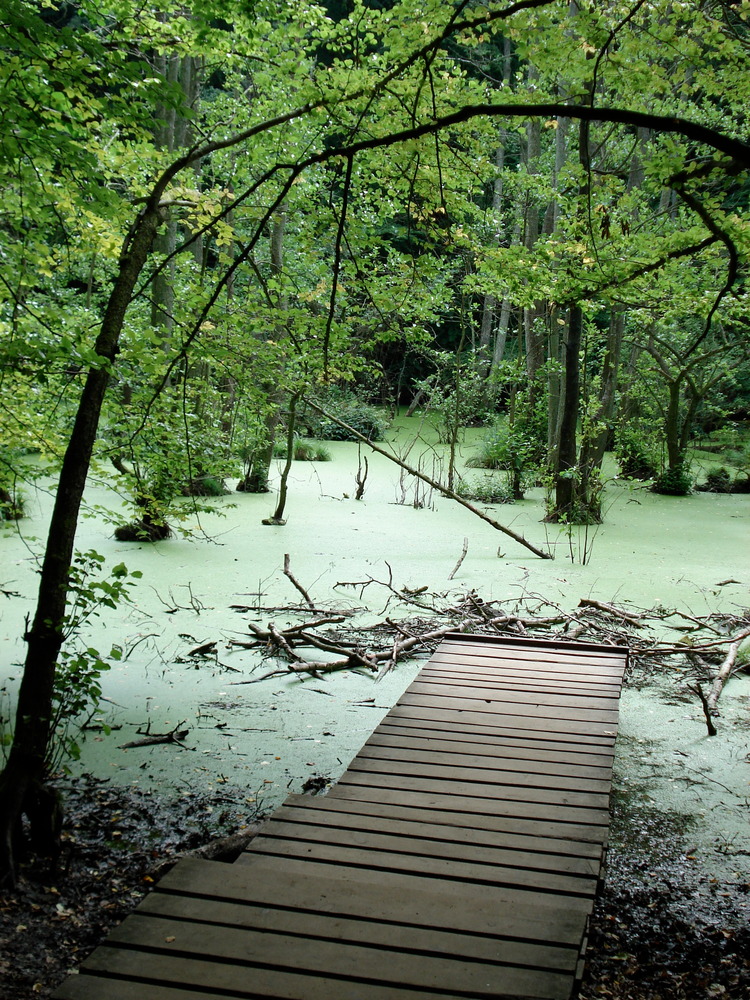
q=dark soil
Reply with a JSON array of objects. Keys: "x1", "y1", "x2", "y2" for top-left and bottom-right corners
[
  {"x1": 1, "y1": 778, "x2": 748, "y2": 999},
  {"x1": 0, "y1": 774, "x2": 263, "y2": 1000},
  {"x1": 579, "y1": 795, "x2": 750, "y2": 1000}
]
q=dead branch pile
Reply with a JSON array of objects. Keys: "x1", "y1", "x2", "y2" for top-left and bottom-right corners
[{"x1": 223, "y1": 573, "x2": 749, "y2": 734}]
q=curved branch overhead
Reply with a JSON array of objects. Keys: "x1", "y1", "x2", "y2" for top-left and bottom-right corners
[{"x1": 317, "y1": 103, "x2": 750, "y2": 172}]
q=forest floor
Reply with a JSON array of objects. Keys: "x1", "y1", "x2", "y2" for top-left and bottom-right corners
[{"x1": 1, "y1": 773, "x2": 748, "y2": 1000}]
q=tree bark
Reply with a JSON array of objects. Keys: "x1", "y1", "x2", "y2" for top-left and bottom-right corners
[{"x1": 0, "y1": 206, "x2": 162, "y2": 888}]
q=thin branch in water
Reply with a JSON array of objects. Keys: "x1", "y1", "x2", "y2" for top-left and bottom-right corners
[
  {"x1": 282, "y1": 554, "x2": 315, "y2": 610},
  {"x1": 448, "y1": 537, "x2": 469, "y2": 580}
]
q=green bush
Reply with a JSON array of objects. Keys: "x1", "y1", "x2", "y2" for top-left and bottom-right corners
[
  {"x1": 615, "y1": 429, "x2": 658, "y2": 480},
  {"x1": 700, "y1": 467, "x2": 733, "y2": 493},
  {"x1": 305, "y1": 389, "x2": 389, "y2": 442},
  {"x1": 652, "y1": 465, "x2": 693, "y2": 496},
  {"x1": 274, "y1": 438, "x2": 332, "y2": 461},
  {"x1": 465, "y1": 417, "x2": 542, "y2": 500},
  {"x1": 455, "y1": 475, "x2": 515, "y2": 504}
]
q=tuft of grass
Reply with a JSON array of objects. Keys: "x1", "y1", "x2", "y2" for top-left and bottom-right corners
[{"x1": 274, "y1": 438, "x2": 331, "y2": 462}]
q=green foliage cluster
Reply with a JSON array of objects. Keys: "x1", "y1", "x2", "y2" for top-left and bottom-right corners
[
  {"x1": 615, "y1": 427, "x2": 659, "y2": 481},
  {"x1": 2, "y1": 551, "x2": 142, "y2": 770},
  {"x1": 304, "y1": 390, "x2": 389, "y2": 442},
  {"x1": 455, "y1": 475, "x2": 515, "y2": 505},
  {"x1": 273, "y1": 438, "x2": 332, "y2": 461},
  {"x1": 1, "y1": 0, "x2": 750, "y2": 872},
  {"x1": 651, "y1": 465, "x2": 694, "y2": 497}
]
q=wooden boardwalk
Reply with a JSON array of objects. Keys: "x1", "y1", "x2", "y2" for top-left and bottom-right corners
[{"x1": 54, "y1": 633, "x2": 627, "y2": 1000}]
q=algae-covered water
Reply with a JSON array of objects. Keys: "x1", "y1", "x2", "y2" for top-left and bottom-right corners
[{"x1": 1, "y1": 417, "x2": 748, "y2": 877}]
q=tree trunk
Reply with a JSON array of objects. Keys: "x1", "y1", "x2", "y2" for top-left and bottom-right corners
[
  {"x1": 522, "y1": 72, "x2": 546, "y2": 385},
  {"x1": 0, "y1": 206, "x2": 161, "y2": 888},
  {"x1": 578, "y1": 307, "x2": 625, "y2": 513},
  {"x1": 551, "y1": 303, "x2": 582, "y2": 520},
  {"x1": 265, "y1": 395, "x2": 298, "y2": 525},
  {"x1": 665, "y1": 378, "x2": 683, "y2": 470}
]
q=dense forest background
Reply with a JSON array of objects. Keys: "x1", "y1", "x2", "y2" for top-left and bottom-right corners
[{"x1": 1, "y1": 0, "x2": 748, "y2": 885}]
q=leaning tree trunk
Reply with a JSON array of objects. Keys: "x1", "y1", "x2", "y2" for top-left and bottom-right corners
[{"x1": 0, "y1": 206, "x2": 161, "y2": 888}]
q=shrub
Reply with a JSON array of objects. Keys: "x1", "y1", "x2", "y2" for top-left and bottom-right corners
[
  {"x1": 305, "y1": 389, "x2": 389, "y2": 442},
  {"x1": 651, "y1": 465, "x2": 693, "y2": 496},
  {"x1": 615, "y1": 429, "x2": 658, "y2": 480},
  {"x1": 466, "y1": 417, "x2": 542, "y2": 500},
  {"x1": 455, "y1": 475, "x2": 515, "y2": 504},
  {"x1": 699, "y1": 467, "x2": 733, "y2": 493},
  {"x1": 274, "y1": 438, "x2": 332, "y2": 461},
  {"x1": 183, "y1": 474, "x2": 229, "y2": 497}
]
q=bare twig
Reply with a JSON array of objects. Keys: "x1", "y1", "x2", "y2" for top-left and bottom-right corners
[
  {"x1": 687, "y1": 683, "x2": 718, "y2": 737},
  {"x1": 579, "y1": 599, "x2": 643, "y2": 624},
  {"x1": 448, "y1": 537, "x2": 469, "y2": 580},
  {"x1": 283, "y1": 554, "x2": 315, "y2": 609}
]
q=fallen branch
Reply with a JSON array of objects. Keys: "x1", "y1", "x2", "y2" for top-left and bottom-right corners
[
  {"x1": 283, "y1": 554, "x2": 315, "y2": 609},
  {"x1": 147, "y1": 825, "x2": 263, "y2": 880},
  {"x1": 302, "y1": 397, "x2": 553, "y2": 560},
  {"x1": 119, "y1": 722, "x2": 191, "y2": 749},
  {"x1": 448, "y1": 537, "x2": 469, "y2": 580},
  {"x1": 687, "y1": 682, "x2": 718, "y2": 737},
  {"x1": 579, "y1": 599, "x2": 643, "y2": 624},
  {"x1": 707, "y1": 626, "x2": 750, "y2": 712}
]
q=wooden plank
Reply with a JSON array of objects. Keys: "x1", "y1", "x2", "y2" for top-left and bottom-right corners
[
  {"x1": 139, "y1": 874, "x2": 582, "y2": 973},
  {"x1": 431, "y1": 649, "x2": 626, "y2": 675},
  {"x1": 438, "y1": 631, "x2": 627, "y2": 658},
  {"x1": 364, "y1": 730, "x2": 615, "y2": 773},
  {"x1": 163, "y1": 857, "x2": 591, "y2": 943},
  {"x1": 346, "y1": 753, "x2": 612, "y2": 794},
  {"x1": 327, "y1": 781, "x2": 611, "y2": 832},
  {"x1": 434, "y1": 641, "x2": 626, "y2": 670},
  {"x1": 334, "y1": 770, "x2": 610, "y2": 812},
  {"x1": 250, "y1": 817, "x2": 601, "y2": 881},
  {"x1": 387, "y1": 703, "x2": 620, "y2": 742},
  {"x1": 233, "y1": 852, "x2": 594, "y2": 915},
  {"x1": 246, "y1": 834, "x2": 596, "y2": 896},
  {"x1": 54, "y1": 978, "x2": 247, "y2": 1000},
  {"x1": 280, "y1": 796, "x2": 605, "y2": 860},
  {"x1": 413, "y1": 670, "x2": 622, "y2": 699},
  {"x1": 101, "y1": 911, "x2": 575, "y2": 999},
  {"x1": 398, "y1": 691, "x2": 620, "y2": 726},
  {"x1": 436, "y1": 634, "x2": 627, "y2": 663},
  {"x1": 371, "y1": 722, "x2": 617, "y2": 763},
  {"x1": 418, "y1": 667, "x2": 622, "y2": 697},
  {"x1": 375, "y1": 715, "x2": 618, "y2": 754},
  {"x1": 426, "y1": 657, "x2": 622, "y2": 697},
  {"x1": 405, "y1": 680, "x2": 622, "y2": 714},
  {"x1": 422, "y1": 655, "x2": 624, "y2": 678},
  {"x1": 76, "y1": 944, "x2": 479, "y2": 1000},
  {"x1": 272, "y1": 800, "x2": 603, "y2": 861}
]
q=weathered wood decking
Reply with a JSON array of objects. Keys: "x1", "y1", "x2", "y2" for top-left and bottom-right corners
[{"x1": 53, "y1": 633, "x2": 627, "y2": 1000}]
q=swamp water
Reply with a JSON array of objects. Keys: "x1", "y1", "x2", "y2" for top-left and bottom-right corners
[{"x1": 1, "y1": 417, "x2": 748, "y2": 884}]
